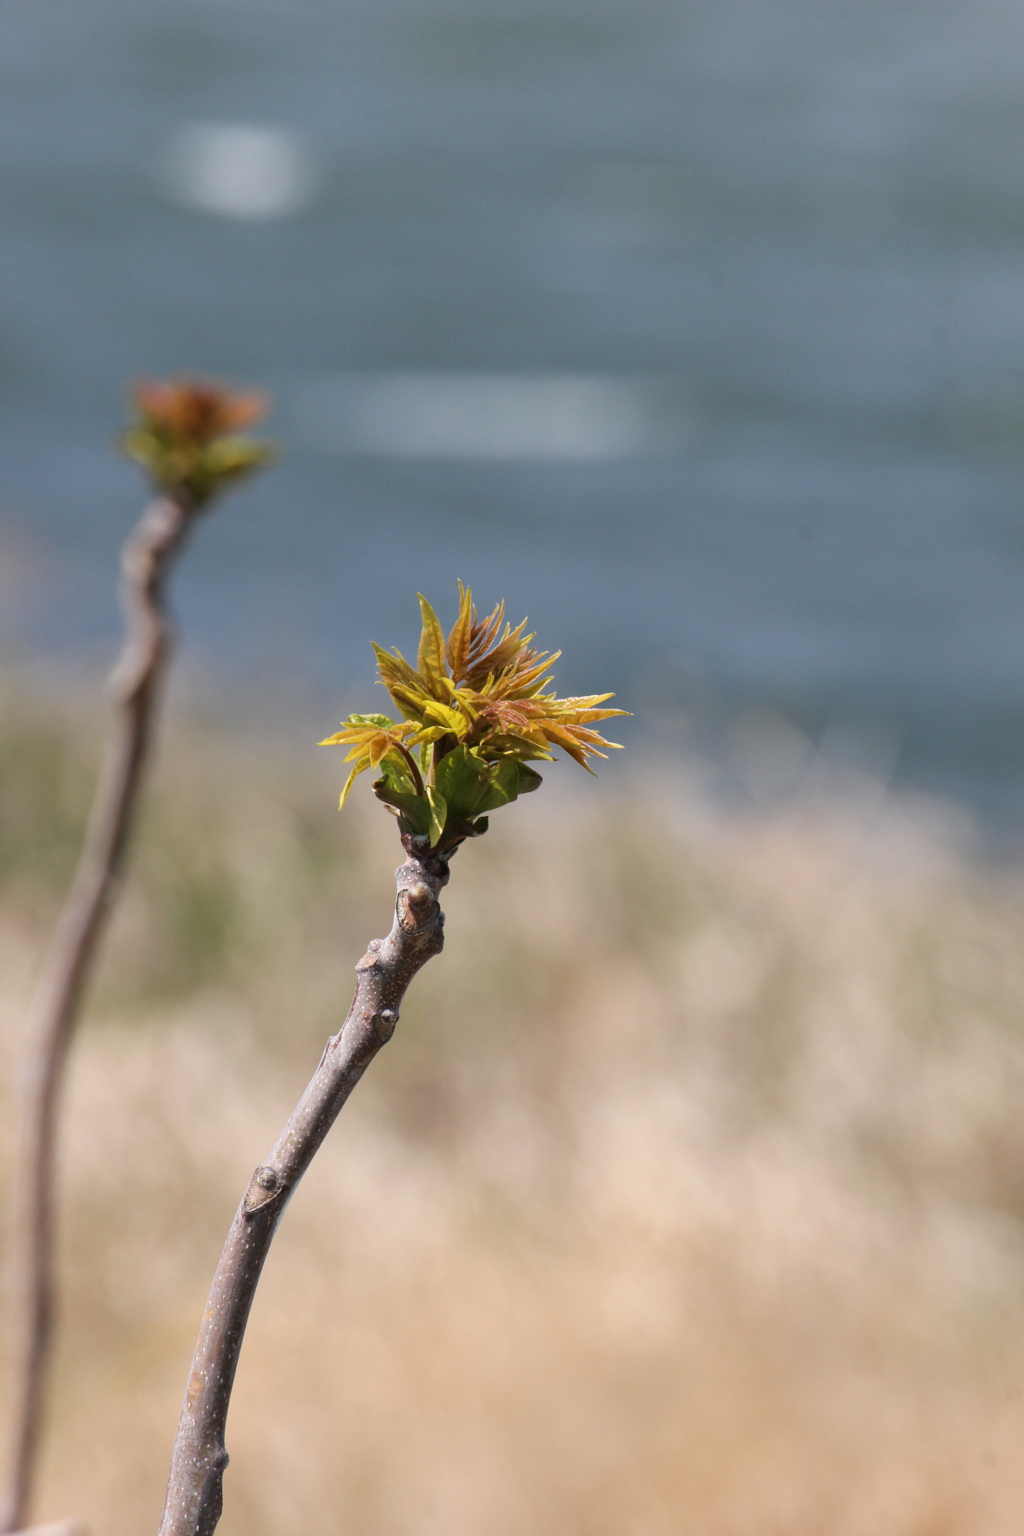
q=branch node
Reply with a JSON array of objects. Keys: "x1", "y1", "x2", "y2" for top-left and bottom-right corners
[
  {"x1": 242, "y1": 1166, "x2": 284, "y2": 1214},
  {"x1": 398, "y1": 882, "x2": 438, "y2": 932},
  {"x1": 375, "y1": 1008, "x2": 399, "y2": 1042}
]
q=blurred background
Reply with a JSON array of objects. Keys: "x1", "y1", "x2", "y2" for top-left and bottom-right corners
[{"x1": 4, "y1": 1, "x2": 1024, "y2": 1533}]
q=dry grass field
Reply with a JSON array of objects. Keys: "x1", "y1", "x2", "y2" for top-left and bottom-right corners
[{"x1": 2, "y1": 679, "x2": 1024, "y2": 1536}]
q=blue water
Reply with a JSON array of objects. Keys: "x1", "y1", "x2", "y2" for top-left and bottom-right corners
[{"x1": 5, "y1": 0, "x2": 1024, "y2": 829}]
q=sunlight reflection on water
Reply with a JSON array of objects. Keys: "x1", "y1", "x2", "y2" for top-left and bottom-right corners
[
  {"x1": 292, "y1": 373, "x2": 682, "y2": 461},
  {"x1": 158, "y1": 123, "x2": 317, "y2": 220}
]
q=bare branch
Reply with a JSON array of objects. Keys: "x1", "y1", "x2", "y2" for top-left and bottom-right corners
[
  {"x1": 1, "y1": 494, "x2": 193, "y2": 1535},
  {"x1": 157, "y1": 839, "x2": 450, "y2": 1536}
]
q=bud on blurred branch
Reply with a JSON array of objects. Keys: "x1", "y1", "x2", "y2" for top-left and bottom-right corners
[
  {"x1": 121, "y1": 379, "x2": 274, "y2": 508},
  {"x1": 1, "y1": 381, "x2": 273, "y2": 1536}
]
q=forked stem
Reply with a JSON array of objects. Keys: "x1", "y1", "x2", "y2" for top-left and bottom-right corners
[
  {"x1": 1, "y1": 494, "x2": 193, "y2": 1535},
  {"x1": 157, "y1": 840, "x2": 449, "y2": 1536}
]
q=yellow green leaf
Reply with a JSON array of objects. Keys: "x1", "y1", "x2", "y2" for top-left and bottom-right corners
[
  {"x1": 337, "y1": 762, "x2": 363, "y2": 809},
  {"x1": 327, "y1": 585, "x2": 629, "y2": 832},
  {"x1": 416, "y1": 594, "x2": 449, "y2": 699},
  {"x1": 407, "y1": 724, "x2": 450, "y2": 745},
  {"x1": 372, "y1": 780, "x2": 431, "y2": 835},
  {"x1": 445, "y1": 581, "x2": 474, "y2": 682},
  {"x1": 368, "y1": 734, "x2": 393, "y2": 768},
  {"x1": 425, "y1": 786, "x2": 448, "y2": 847},
  {"x1": 421, "y1": 699, "x2": 468, "y2": 734}
]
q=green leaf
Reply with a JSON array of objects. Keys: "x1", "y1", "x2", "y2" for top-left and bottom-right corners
[
  {"x1": 203, "y1": 436, "x2": 276, "y2": 483},
  {"x1": 416, "y1": 594, "x2": 449, "y2": 699},
  {"x1": 421, "y1": 699, "x2": 467, "y2": 734},
  {"x1": 374, "y1": 758, "x2": 414, "y2": 798},
  {"x1": 338, "y1": 762, "x2": 363, "y2": 810},
  {"x1": 429, "y1": 747, "x2": 545, "y2": 824},
  {"x1": 348, "y1": 712, "x2": 395, "y2": 728},
  {"x1": 373, "y1": 645, "x2": 432, "y2": 720},
  {"x1": 425, "y1": 786, "x2": 448, "y2": 847},
  {"x1": 516, "y1": 763, "x2": 544, "y2": 794},
  {"x1": 473, "y1": 758, "x2": 544, "y2": 813},
  {"x1": 472, "y1": 758, "x2": 515, "y2": 813},
  {"x1": 433, "y1": 744, "x2": 493, "y2": 820},
  {"x1": 371, "y1": 780, "x2": 430, "y2": 835}
]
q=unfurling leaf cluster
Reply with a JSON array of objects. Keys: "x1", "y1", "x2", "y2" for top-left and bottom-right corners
[
  {"x1": 321, "y1": 586, "x2": 627, "y2": 855},
  {"x1": 121, "y1": 378, "x2": 275, "y2": 508}
]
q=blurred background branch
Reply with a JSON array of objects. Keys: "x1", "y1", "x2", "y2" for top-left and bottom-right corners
[{"x1": 1, "y1": 384, "x2": 271, "y2": 1535}]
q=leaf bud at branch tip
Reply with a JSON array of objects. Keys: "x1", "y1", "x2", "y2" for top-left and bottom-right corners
[
  {"x1": 321, "y1": 585, "x2": 627, "y2": 856},
  {"x1": 120, "y1": 376, "x2": 275, "y2": 509}
]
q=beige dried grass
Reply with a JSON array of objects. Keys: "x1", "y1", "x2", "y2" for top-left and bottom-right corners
[{"x1": 2, "y1": 694, "x2": 1024, "y2": 1536}]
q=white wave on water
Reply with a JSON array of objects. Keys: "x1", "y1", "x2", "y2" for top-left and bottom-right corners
[
  {"x1": 293, "y1": 373, "x2": 670, "y2": 461},
  {"x1": 158, "y1": 124, "x2": 317, "y2": 221}
]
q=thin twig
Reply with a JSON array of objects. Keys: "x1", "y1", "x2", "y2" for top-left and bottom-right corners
[
  {"x1": 157, "y1": 838, "x2": 450, "y2": 1536},
  {"x1": 1, "y1": 494, "x2": 194, "y2": 1535}
]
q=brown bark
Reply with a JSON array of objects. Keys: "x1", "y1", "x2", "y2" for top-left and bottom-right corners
[
  {"x1": 1, "y1": 494, "x2": 194, "y2": 1535},
  {"x1": 157, "y1": 840, "x2": 450, "y2": 1536}
]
